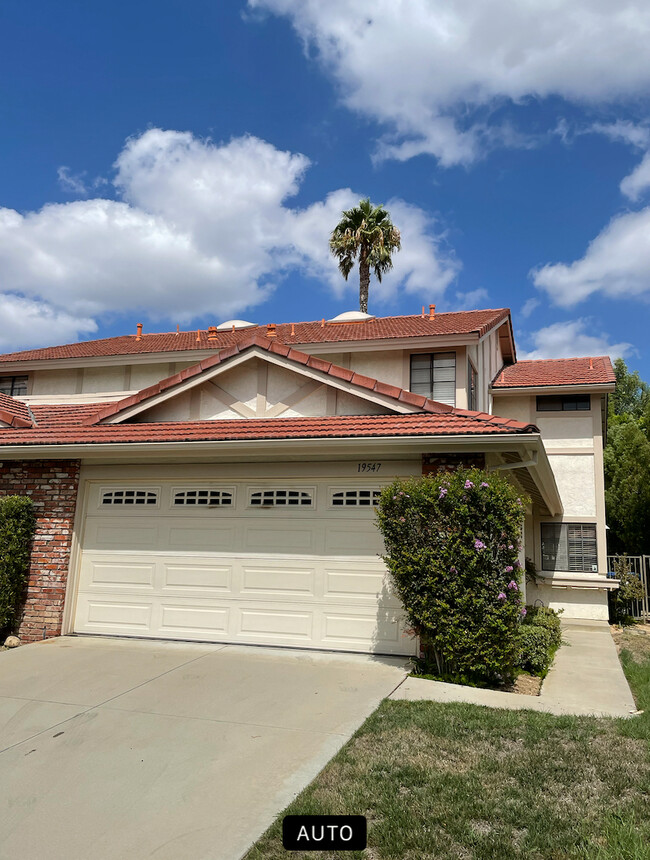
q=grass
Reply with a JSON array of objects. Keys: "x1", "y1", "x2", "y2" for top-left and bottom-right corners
[{"x1": 245, "y1": 626, "x2": 650, "y2": 860}]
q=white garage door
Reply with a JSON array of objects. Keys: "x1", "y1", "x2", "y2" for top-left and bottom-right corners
[{"x1": 73, "y1": 479, "x2": 417, "y2": 656}]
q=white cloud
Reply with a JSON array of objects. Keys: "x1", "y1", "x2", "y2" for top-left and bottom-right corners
[
  {"x1": 57, "y1": 166, "x2": 108, "y2": 196},
  {"x1": 0, "y1": 294, "x2": 96, "y2": 352},
  {"x1": 453, "y1": 288, "x2": 489, "y2": 311},
  {"x1": 532, "y1": 207, "x2": 650, "y2": 306},
  {"x1": 519, "y1": 319, "x2": 632, "y2": 360},
  {"x1": 521, "y1": 298, "x2": 540, "y2": 319},
  {"x1": 250, "y1": 0, "x2": 650, "y2": 165},
  {"x1": 0, "y1": 129, "x2": 458, "y2": 348},
  {"x1": 589, "y1": 122, "x2": 650, "y2": 200},
  {"x1": 620, "y1": 152, "x2": 650, "y2": 201}
]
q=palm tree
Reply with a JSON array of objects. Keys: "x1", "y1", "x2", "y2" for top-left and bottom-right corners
[{"x1": 329, "y1": 198, "x2": 401, "y2": 314}]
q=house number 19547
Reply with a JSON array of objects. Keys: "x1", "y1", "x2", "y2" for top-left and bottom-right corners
[{"x1": 357, "y1": 462, "x2": 382, "y2": 472}]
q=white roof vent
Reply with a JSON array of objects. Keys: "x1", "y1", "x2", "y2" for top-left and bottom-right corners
[
  {"x1": 327, "y1": 310, "x2": 376, "y2": 323},
  {"x1": 216, "y1": 319, "x2": 257, "y2": 331}
]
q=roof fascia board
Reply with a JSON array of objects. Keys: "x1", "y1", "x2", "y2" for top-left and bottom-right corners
[
  {"x1": 0, "y1": 334, "x2": 481, "y2": 372},
  {"x1": 0, "y1": 431, "x2": 545, "y2": 461},
  {"x1": 103, "y1": 346, "x2": 418, "y2": 424},
  {"x1": 492, "y1": 383, "x2": 615, "y2": 395}
]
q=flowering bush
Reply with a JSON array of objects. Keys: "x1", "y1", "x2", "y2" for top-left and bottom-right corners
[{"x1": 376, "y1": 468, "x2": 528, "y2": 686}]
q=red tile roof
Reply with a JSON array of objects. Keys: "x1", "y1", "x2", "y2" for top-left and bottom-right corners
[
  {"x1": 0, "y1": 309, "x2": 511, "y2": 363},
  {"x1": 0, "y1": 411, "x2": 538, "y2": 447},
  {"x1": 492, "y1": 356, "x2": 616, "y2": 389},
  {"x1": 85, "y1": 335, "x2": 458, "y2": 426},
  {"x1": 0, "y1": 393, "x2": 33, "y2": 428}
]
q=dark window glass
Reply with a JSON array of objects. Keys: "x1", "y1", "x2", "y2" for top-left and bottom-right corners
[
  {"x1": 0, "y1": 376, "x2": 28, "y2": 396},
  {"x1": 536, "y1": 394, "x2": 590, "y2": 412},
  {"x1": 468, "y1": 361, "x2": 478, "y2": 411},
  {"x1": 541, "y1": 523, "x2": 598, "y2": 572},
  {"x1": 410, "y1": 353, "x2": 456, "y2": 405}
]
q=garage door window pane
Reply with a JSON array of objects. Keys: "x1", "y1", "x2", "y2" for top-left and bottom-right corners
[
  {"x1": 331, "y1": 489, "x2": 381, "y2": 507},
  {"x1": 173, "y1": 489, "x2": 233, "y2": 506},
  {"x1": 250, "y1": 489, "x2": 313, "y2": 507},
  {"x1": 102, "y1": 489, "x2": 158, "y2": 505}
]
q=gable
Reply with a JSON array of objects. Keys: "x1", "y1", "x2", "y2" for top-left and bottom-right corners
[{"x1": 134, "y1": 357, "x2": 393, "y2": 422}]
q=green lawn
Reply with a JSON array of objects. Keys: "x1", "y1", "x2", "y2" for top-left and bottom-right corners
[{"x1": 245, "y1": 628, "x2": 650, "y2": 860}]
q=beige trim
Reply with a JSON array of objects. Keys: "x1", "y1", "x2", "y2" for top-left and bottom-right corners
[
  {"x1": 61, "y1": 467, "x2": 90, "y2": 635},
  {"x1": 206, "y1": 380, "x2": 257, "y2": 418},
  {"x1": 102, "y1": 346, "x2": 418, "y2": 424},
  {"x1": 492, "y1": 384, "x2": 615, "y2": 395}
]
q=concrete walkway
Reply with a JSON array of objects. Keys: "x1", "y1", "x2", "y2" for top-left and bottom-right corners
[
  {"x1": 390, "y1": 620, "x2": 638, "y2": 718},
  {"x1": 0, "y1": 636, "x2": 407, "y2": 860}
]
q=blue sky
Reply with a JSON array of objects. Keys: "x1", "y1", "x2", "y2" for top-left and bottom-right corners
[{"x1": 1, "y1": 0, "x2": 650, "y2": 376}]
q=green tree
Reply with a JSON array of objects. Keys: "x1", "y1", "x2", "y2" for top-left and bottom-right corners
[
  {"x1": 604, "y1": 421, "x2": 650, "y2": 555},
  {"x1": 610, "y1": 358, "x2": 649, "y2": 423},
  {"x1": 329, "y1": 198, "x2": 401, "y2": 314}
]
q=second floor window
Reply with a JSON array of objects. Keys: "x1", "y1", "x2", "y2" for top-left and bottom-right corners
[
  {"x1": 410, "y1": 352, "x2": 456, "y2": 406},
  {"x1": 537, "y1": 394, "x2": 590, "y2": 412},
  {"x1": 0, "y1": 375, "x2": 28, "y2": 397},
  {"x1": 468, "y1": 360, "x2": 478, "y2": 411}
]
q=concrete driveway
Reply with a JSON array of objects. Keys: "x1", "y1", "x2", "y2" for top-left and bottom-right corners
[{"x1": 0, "y1": 636, "x2": 407, "y2": 860}]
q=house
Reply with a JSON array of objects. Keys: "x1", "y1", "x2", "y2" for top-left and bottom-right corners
[{"x1": 0, "y1": 306, "x2": 617, "y2": 655}]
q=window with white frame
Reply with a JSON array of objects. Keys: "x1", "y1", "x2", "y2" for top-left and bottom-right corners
[
  {"x1": 101, "y1": 489, "x2": 158, "y2": 506},
  {"x1": 331, "y1": 488, "x2": 381, "y2": 507},
  {"x1": 173, "y1": 489, "x2": 233, "y2": 506},
  {"x1": 541, "y1": 523, "x2": 598, "y2": 572},
  {"x1": 410, "y1": 352, "x2": 456, "y2": 405},
  {"x1": 249, "y1": 489, "x2": 313, "y2": 507}
]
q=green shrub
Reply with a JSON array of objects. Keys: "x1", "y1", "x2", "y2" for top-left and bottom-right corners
[
  {"x1": 376, "y1": 468, "x2": 528, "y2": 686},
  {"x1": 609, "y1": 555, "x2": 645, "y2": 623},
  {"x1": 524, "y1": 605, "x2": 563, "y2": 650},
  {"x1": 0, "y1": 495, "x2": 36, "y2": 633},
  {"x1": 517, "y1": 625, "x2": 552, "y2": 675}
]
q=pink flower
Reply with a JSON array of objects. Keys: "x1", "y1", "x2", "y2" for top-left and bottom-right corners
[
  {"x1": 399, "y1": 517, "x2": 406, "y2": 522},
  {"x1": 480, "y1": 482, "x2": 489, "y2": 488},
  {"x1": 508, "y1": 544, "x2": 514, "y2": 550},
  {"x1": 439, "y1": 488, "x2": 448, "y2": 500},
  {"x1": 465, "y1": 480, "x2": 475, "y2": 489},
  {"x1": 507, "y1": 580, "x2": 518, "y2": 591},
  {"x1": 474, "y1": 539, "x2": 486, "y2": 550},
  {"x1": 520, "y1": 607, "x2": 527, "y2": 617},
  {"x1": 497, "y1": 592, "x2": 507, "y2": 601},
  {"x1": 505, "y1": 565, "x2": 514, "y2": 573}
]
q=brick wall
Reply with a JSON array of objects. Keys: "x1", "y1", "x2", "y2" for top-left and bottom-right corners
[{"x1": 0, "y1": 460, "x2": 80, "y2": 642}]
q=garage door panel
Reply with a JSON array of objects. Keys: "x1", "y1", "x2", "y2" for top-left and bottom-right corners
[
  {"x1": 324, "y1": 568, "x2": 390, "y2": 601},
  {"x1": 239, "y1": 607, "x2": 314, "y2": 641},
  {"x1": 168, "y1": 525, "x2": 237, "y2": 551},
  {"x1": 83, "y1": 600, "x2": 153, "y2": 630},
  {"x1": 84, "y1": 560, "x2": 156, "y2": 589},
  {"x1": 162, "y1": 563, "x2": 233, "y2": 592},
  {"x1": 322, "y1": 608, "x2": 403, "y2": 647},
  {"x1": 244, "y1": 524, "x2": 317, "y2": 553},
  {"x1": 159, "y1": 604, "x2": 230, "y2": 636},
  {"x1": 241, "y1": 565, "x2": 315, "y2": 596},
  {"x1": 324, "y1": 524, "x2": 383, "y2": 555},
  {"x1": 86, "y1": 520, "x2": 161, "y2": 551}
]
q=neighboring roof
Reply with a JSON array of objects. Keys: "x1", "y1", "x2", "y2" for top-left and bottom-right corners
[
  {"x1": 85, "y1": 334, "x2": 459, "y2": 426},
  {"x1": 492, "y1": 356, "x2": 616, "y2": 389},
  {"x1": 0, "y1": 309, "x2": 512, "y2": 363},
  {"x1": 0, "y1": 393, "x2": 33, "y2": 428},
  {"x1": 0, "y1": 411, "x2": 538, "y2": 447}
]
